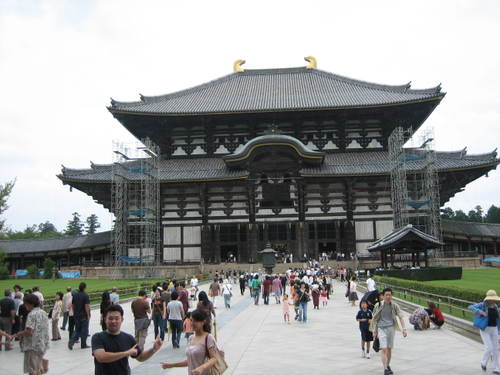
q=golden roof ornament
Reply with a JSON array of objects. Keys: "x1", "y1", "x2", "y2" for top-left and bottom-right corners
[
  {"x1": 233, "y1": 59, "x2": 246, "y2": 72},
  {"x1": 304, "y1": 56, "x2": 317, "y2": 69}
]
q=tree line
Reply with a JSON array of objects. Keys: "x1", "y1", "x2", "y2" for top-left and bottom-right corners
[{"x1": 441, "y1": 205, "x2": 500, "y2": 224}]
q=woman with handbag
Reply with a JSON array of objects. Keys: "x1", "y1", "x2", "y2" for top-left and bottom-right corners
[
  {"x1": 51, "y1": 292, "x2": 63, "y2": 341},
  {"x1": 161, "y1": 309, "x2": 227, "y2": 375},
  {"x1": 468, "y1": 289, "x2": 500, "y2": 374}
]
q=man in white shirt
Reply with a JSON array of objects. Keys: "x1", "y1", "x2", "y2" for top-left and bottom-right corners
[
  {"x1": 367, "y1": 276, "x2": 376, "y2": 292},
  {"x1": 32, "y1": 287, "x2": 44, "y2": 308},
  {"x1": 109, "y1": 288, "x2": 120, "y2": 305},
  {"x1": 190, "y1": 276, "x2": 199, "y2": 294}
]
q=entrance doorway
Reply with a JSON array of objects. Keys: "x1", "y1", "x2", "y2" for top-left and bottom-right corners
[{"x1": 220, "y1": 245, "x2": 238, "y2": 263}]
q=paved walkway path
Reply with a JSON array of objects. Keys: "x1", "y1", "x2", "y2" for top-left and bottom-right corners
[{"x1": 0, "y1": 281, "x2": 489, "y2": 375}]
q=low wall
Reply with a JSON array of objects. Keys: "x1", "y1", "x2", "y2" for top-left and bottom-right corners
[{"x1": 81, "y1": 265, "x2": 200, "y2": 279}]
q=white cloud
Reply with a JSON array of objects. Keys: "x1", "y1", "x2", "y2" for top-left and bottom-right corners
[{"x1": 0, "y1": 0, "x2": 499, "y2": 231}]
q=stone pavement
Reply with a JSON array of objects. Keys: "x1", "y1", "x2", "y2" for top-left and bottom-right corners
[{"x1": 0, "y1": 281, "x2": 490, "y2": 375}]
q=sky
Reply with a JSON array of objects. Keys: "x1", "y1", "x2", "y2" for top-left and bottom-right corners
[{"x1": 0, "y1": 0, "x2": 499, "y2": 233}]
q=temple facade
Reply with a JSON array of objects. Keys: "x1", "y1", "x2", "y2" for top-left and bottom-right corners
[{"x1": 58, "y1": 59, "x2": 499, "y2": 264}]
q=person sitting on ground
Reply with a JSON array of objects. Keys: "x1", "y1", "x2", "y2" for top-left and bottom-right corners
[
  {"x1": 408, "y1": 307, "x2": 430, "y2": 330},
  {"x1": 425, "y1": 301, "x2": 444, "y2": 329},
  {"x1": 92, "y1": 304, "x2": 163, "y2": 375}
]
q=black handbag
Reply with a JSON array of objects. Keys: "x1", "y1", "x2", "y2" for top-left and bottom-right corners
[
  {"x1": 373, "y1": 338, "x2": 380, "y2": 352},
  {"x1": 48, "y1": 309, "x2": 53, "y2": 319}
]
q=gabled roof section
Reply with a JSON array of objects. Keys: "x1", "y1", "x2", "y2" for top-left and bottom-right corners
[
  {"x1": 367, "y1": 224, "x2": 443, "y2": 252},
  {"x1": 108, "y1": 67, "x2": 445, "y2": 116}
]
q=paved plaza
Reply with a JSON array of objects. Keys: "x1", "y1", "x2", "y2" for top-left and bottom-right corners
[{"x1": 0, "y1": 281, "x2": 489, "y2": 375}]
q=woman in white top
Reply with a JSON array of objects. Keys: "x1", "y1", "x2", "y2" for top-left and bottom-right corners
[
  {"x1": 51, "y1": 292, "x2": 63, "y2": 340},
  {"x1": 222, "y1": 280, "x2": 233, "y2": 309},
  {"x1": 348, "y1": 277, "x2": 359, "y2": 306}
]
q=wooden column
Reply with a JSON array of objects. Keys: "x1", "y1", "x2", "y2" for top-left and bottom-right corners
[
  {"x1": 200, "y1": 184, "x2": 211, "y2": 263},
  {"x1": 247, "y1": 182, "x2": 258, "y2": 262},
  {"x1": 214, "y1": 225, "x2": 221, "y2": 263},
  {"x1": 296, "y1": 181, "x2": 306, "y2": 260},
  {"x1": 424, "y1": 250, "x2": 429, "y2": 268}
]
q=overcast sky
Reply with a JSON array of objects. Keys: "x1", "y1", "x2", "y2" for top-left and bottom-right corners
[{"x1": 1, "y1": 0, "x2": 499, "y2": 233}]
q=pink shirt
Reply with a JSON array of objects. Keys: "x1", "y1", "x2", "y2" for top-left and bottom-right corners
[{"x1": 272, "y1": 279, "x2": 282, "y2": 292}]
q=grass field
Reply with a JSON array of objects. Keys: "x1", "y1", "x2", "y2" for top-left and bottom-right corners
[
  {"x1": 0, "y1": 278, "x2": 157, "y2": 297},
  {"x1": 424, "y1": 268, "x2": 500, "y2": 294}
]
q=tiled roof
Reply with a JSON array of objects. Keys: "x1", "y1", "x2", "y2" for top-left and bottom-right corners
[
  {"x1": 0, "y1": 231, "x2": 111, "y2": 255},
  {"x1": 108, "y1": 67, "x2": 444, "y2": 115},
  {"x1": 442, "y1": 220, "x2": 500, "y2": 238},
  {"x1": 367, "y1": 224, "x2": 443, "y2": 252},
  {"x1": 58, "y1": 149, "x2": 499, "y2": 183}
]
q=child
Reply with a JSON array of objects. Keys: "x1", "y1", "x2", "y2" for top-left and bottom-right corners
[
  {"x1": 320, "y1": 287, "x2": 328, "y2": 307},
  {"x1": 356, "y1": 300, "x2": 373, "y2": 359},
  {"x1": 282, "y1": 294, "x2": 291, "y2": 324},
  {"x1": 183, "y1": 311, "x2": 193, "y2": 341},
  {"x1": 0, "y1": 329, "x2": 13, "y2": 350}
]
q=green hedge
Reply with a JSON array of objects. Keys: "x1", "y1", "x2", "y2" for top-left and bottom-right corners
[
  {"x1": 373, "y1": 276, "x2": 483, "y2": 305},
  {"x1": 375, "y1": 267, "x2": 462, "y2": 281}
]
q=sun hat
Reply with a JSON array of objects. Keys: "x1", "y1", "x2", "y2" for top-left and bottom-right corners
[{"x1": 484, "y1": 290, "x2": 500, "y2": 302}]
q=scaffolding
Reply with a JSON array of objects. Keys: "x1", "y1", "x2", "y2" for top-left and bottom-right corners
[
  {"x1": 111, "y1": 138, "x2": 161, "y2": 279},
  {"x1": 389, "y1": 126, "x2": 442, "y2": 250}
]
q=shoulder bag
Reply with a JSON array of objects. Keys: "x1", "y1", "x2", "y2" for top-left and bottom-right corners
[{"x1": 205, "y1": 334, "x2": 228, "y2": 375}]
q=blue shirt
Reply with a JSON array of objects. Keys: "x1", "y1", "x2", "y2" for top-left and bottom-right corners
[{"x1": 356, "y1": 309, "x2": 372, "y2": 329}]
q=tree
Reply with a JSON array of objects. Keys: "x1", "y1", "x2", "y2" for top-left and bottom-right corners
[
  {"x1": 0, "y1": 179, "x2": 16, "y2": 233},
  {"x1": 454, "y1": 210, "x2": 469, "y2": 221},
  {"x1": 441, "y1": 207, "x2": 455, "y2": 219},
  {"x1": 485, "y1": 205, "x2": 500, "y2": 224},
  {"x1": 65, "y1": 212, "x2": 84, "y2": 236},
  {"x1": 85, "y1": 214, "x2": 101, "y2": 234},
  {"x1": 42, "y1": 257, "x2": 57, "y2": 279},
  {"x1": 0, "y1": 249, "x2": 8, "y2": 280},
  {"x1": 27, "y1": 264, "x2": 39, "y2": 279},
  {"x1": 467, "y1": 205, "x2": 483, "y2": 222},
  {"x1": 38, "y1": 221, "x2": 59, "y2": 236}
]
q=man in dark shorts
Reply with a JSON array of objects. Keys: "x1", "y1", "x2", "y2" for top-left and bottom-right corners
[
  {"x1": 69, "y1": 282, "x2": 90, "y2": 350},
  {"x1": 92, "y1": 305, "x2": 163, "y2": 375}
]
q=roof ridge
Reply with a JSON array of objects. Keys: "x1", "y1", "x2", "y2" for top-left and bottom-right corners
[
  {"x1": 442, "y1": 219, "x2": 500, "y2": 227},
  {"x1": 0, "y1": 231, "x2": 111, "y2": 244}
]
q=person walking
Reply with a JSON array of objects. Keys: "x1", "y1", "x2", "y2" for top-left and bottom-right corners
[
  {"x1": 356, "y1": 300, "x2": 373, "y2": 359},
  {"x1": 311, "y1": 286, "x2": 320, "y2": 309},
  {"x1": 61, "y1": 287, "x2": 72, "y2": 331},
  {"x1": 349, "y1": 277, "x2": 359, "y2": 306},
  {"x1": 262, "y1": 276, "x2": 272, "y2": 305},
  {"x1": 239, "y1": 275, "x2": 246, "y2": 296},
  {"x1": 32, "y1": 287, "x2": 44, "y2": 309},
  {"x1": 12, "y1": 293, "x2": 50, "y2": 375},
  {"x1": 109, "y1": 288, "x2": 120, "y2": 305},
  {"x1": 131, "y1": 290, "x2": 151, "y2": 352},
  {"x1": 222, "y1": 279, "x2": 232, "y2": 309},
  {"x1": 320, "y1": 287, "x2": 328, "y2": 307},
  {"x1": 152, "y1": 287, "x2": 167, "y2": 341},
  {"x1": 468, "y1": 289, "x2": 500, "y2": 374},
  {"x1": 167, "y1": 291, "x2": 185, "y2": 348},
  {"x1": 161, "y1": 309, "x2": 220, "y2": 374},
  {"x1": 0, "y1": 289, "x2": 15, "y2": 351},
  {"x1": 208, "y1": 279, "x2": 220, "y2": 309},
  {"x1": 251, "y1": 275, "x2": 261, "y2": 305},
  {"x1": 196, "y1": 291, "x2": 215, "y2": 334},
  {"x1": 51, "y1": 292, "x2": 63, "y2": 341},
  {"x1": 190, "y1": 276, "x2": 199, "y2": 299},
  {"x1": 68, "y1": 282, "x2": 91, "y2": 350},
  {"x1": 370, "y1": 288, "x2": 408, "y2": 375},
  {"x1": 272, "y1": 275, "x2": 282, "y2": 304},
  {"x1": 282, "y1": 294, "x2": 291, "y2": 324},
  {"x1": 366, "y1": 275, "x2": 376, "y2": 292},
  {"x1": 92, "y1": 304, "x2": 163, "y2": 375},
  {"x1": 297, "y1": 283, "x2": 310, "y2": 323}
]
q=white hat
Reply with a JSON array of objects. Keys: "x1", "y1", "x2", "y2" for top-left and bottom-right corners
[{"x1": 484, "y1": 289, "x2": 500, "y2": 302}]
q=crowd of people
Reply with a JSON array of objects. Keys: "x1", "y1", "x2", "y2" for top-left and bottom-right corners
[{"x1": 0, "y1": 266, "x2": 498, "y2": 375}]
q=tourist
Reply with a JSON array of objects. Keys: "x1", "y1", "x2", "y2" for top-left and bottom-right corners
[
  {"x1": 272, "y1": 275, "x2": 282, "y2": 304},
  {"x1": 67, "y1": 292, "x2": 75, "y2": 340},
  {"x1": 109, "y1": 288, "x2": 120, "y2": 305},
  {"x1": 370, "y1": 288, "x2": 408, "y2": 375},
  {"x1": 0, "y1": 329, "x2": 12, "y2": 350},
  {"x1": 51, "y1": 292, "x2": 63, "y2": 341},
  {"x1": 61, "y1": 287, "x2": 72, "y2": 330},
  {"x1": 320, "y1": 287, "x2": 328, "y2": 307},
  {"x1": 468, "y1": 289, "x2": 500, "y2": 374},
  {"x1": 356, "y1": 300, "x2": 373, "y2": 358},
  {"x1": 366, "y1": 275, "x2": 376, "y2": 292},
  {"x1": 177, "y1": 282, "x2": 190, "y2": 314},
  {"x1": 100, "y1": 292, "x2": 112, "y2": 331},
  {"x1": 161, "y1": 309, "x2": 219, "y2": 374},
  {"x1": 190, "y1": 275, "x2": 199, "y2": 298},
  {"x1": 131, "y1": 290, "x2": 151, "y2": 351},
  {"x1": 222, "y1": 279, "x2": 232, "y2": 309},
  {"x1": 0, "y1": 289, "x2": 15, "y2": 351},
  {"x1": 239, "y1": 274, "x2": 246, "y2": 296},
  {"x1": 12, "y1": 293, "x2": 50, "y2": 375},
  {"x1": 348, "y1": 277, "x2": 359, "y2": 306},
  {"x1": 92, "y1": 304, "x2": 163, "y2": 375},
  {"x1": 68, "y1": 282, "x2": 91, "y2": 350},
  {"x1": 425, "y1": 301, "x2": 444, "y2": 329},
  {"x1": 13, "y1": 284, "x2": 24, "y2": 300},
  {"x1": 282, "y1": 294, "x2": 291, "y2": 324},
  {"x1": 152, "y1": 287, "x2": 167, "y2": 341},
  {"x1": 297, "y1": 283, "x2": 310, "y2": 323},
  {"x1": 18, "y1": 290, "x2": 31, "y2": 350},
  {"x1": 183, "y1": 311, "x2": 193, "y2": 341},
  {"x1": 408, "y1": 307, "x2": 430, "y2": 330},
  {"x1": 167, "y1": 291, "x2": 185, "y2": 348},
  {"x1": 311, "y1": 285, "x2": 320, "y2": 309},
  {"x1": 360, "y1": 289, "x2": 381, "y2": 312},
  {"x1": 32, "y1": 287, "x2": 44, "y2": 309},
  {"x1": 12, "y1": 292, "x2": 23, "y2": 337},
  {"x1": 208, "y1": 279, "x2": 220, "y2": 308},
  {"x1": 262, "y1": 276, "x2": 272, "y2": 305},
  {"x1": 251, "y1": 275, "x2": 261, "y2": 305},
  {"x1": 196, "y1": 291, "x2": 215, "y2": 333}
]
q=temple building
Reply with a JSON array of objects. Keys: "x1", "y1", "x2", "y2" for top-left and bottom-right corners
[{"x1": 56, "y1": 58, "x2": 499, "y2": 264}]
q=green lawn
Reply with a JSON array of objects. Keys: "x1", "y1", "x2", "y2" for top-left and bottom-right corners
[
  {"x1": 0, "y1": 278, "x2": 157, "y2": 298},
  {"x1": 424, "y1": 268, "x2": 500, "y2": 294}
]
